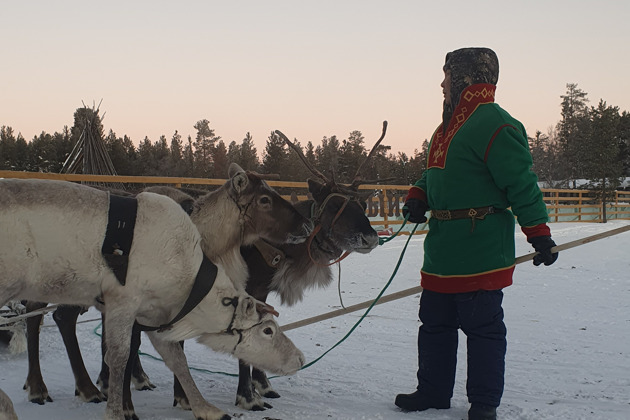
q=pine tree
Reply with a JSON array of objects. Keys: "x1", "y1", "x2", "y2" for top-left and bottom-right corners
[
  {"x1": 1, "y1": 126, "x2": 18, "y2": 169},
  {"x1": 581, "y1": 100, "x2": 623, "y2": 221},
  {"x1": 104, "y1": 130, "x2": 136, "y2": 176},
  {"x1": 184, "y1": 135, "x2": 194, "y2": 177},
  {"x1": 170, "y1": 130, "x2": 185, "y2": 176},
  {"x1": 338, "y1": 130, "x2": 367, "y2": 183},
  {"x1": 193, "y1": 119, "x2": 220, "y2": 178},
  {"x1": 136, "y1": 136, "x2": 157, "y2": 176},
  {"x1": 239, "y1": 132, "x2": 260, "y2": 171},
  {"x1": 155, "y1": 135, "x2": 170, "y2": 174},
  {"x1": 556, "y1": 83, "x2": 589, "y2": 186},
  {"x1": 315, "y1": 135, "x2": 341, "y2": 179},
  {"x1": 262, "y1": 131, "x2": 288, "y2": 176},
  {"x1": 212, "y1": 140, "x2": 229, "y2": 178}
]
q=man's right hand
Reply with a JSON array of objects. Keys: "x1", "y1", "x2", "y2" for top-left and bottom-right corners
[{"x1": 403, "y1": 198, "x2": 428, "y2": 224}]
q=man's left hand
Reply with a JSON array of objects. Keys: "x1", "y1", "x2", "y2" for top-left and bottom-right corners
[{"x1": 528, "y1": 236, "x2": 558, "y2": 266}]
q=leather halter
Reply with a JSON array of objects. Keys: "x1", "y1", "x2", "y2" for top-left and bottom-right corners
[
  {"x1": 221, "y1": 296, "x2": 267, "y2": 353},
  {"x1": 306, "y1": 193, "x2": 355, "y2": 267}
]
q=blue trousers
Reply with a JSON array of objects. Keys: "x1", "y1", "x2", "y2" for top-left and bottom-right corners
[{"x1": 416, "y1": 289, "x2": 507, "y2": 407}]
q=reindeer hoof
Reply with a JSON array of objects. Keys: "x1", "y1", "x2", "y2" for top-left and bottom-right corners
[
  {"x1": 218, "y1": 415, "x2": 232, "y2": 420},
  {"x1": 262, "y1": 390, "x2": 280, "y2": 399},
  {"x1": 87, "y1": 394, "x2": 106, "y2": 403},
  {"x1": 75, "y1": 385, "x2": 106, "y2": 403},
  {"x1": 24, "y1": 382, "x2": 53, "y2": 404},
  {"x1": 132, "y1": 374, "x2": 156, "y2": 391},
  {"x1": 173, "y1": 396, "x2": 192, "y2": 410},
  {"x1": 30, "y1": 395, "x2": 53, "y2": 405},
  {"x1": 236, "y1": 393, "x2": 269, "y2": 411}
]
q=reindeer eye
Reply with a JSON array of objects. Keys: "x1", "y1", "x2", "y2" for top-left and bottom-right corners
[
  {"x1": 263, "y1": 327, "x2": 273, "y2": 335},
  {"x1": 259, "y1": 196, "x2": 271, "y2": 205}
]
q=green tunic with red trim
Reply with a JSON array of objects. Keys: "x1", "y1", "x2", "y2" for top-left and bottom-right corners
[{"x1": 408, "y1": 83, "x2": 549, "y2": 293}]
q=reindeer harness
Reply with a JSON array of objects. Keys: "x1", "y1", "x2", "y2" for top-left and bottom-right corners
[{"x1": 100, "y1": 193, "x2": 219, "y2": 332}]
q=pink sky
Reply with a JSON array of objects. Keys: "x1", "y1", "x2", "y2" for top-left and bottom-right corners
[{"x1": 2, "y1": 1, "x2": 629, "y2": 158}]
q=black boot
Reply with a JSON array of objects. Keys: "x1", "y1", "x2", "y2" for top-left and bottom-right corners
[
  {"x1": 394, "y1": 390, "x2": 450, "y2": 412},
  {"x1": 468, "y1": 403, "x2": 497, "y2": 420}
]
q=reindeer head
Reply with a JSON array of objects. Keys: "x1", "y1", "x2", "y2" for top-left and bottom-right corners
[
  {"x1": 226, "y1": 162, "x2": 312, "y2": 246},
  {"x1": 274, "y1": 122, "x2": 387, "y2": 262},
  {"x1": 196, "y1": 295, "x2": 305, "y2": 375}
]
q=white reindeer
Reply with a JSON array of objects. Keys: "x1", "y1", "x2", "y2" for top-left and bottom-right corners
[
  {"x1": 0, "y1": 163, "x2": 310, "y2": 420},
  {"x1": 0, "y1": 388, "x2": 18, "y2": 420}
]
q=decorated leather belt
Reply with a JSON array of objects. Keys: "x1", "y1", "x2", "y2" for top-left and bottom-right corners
[{"x1": 431, "y1": 206, "x2": 498, "y2": 232}]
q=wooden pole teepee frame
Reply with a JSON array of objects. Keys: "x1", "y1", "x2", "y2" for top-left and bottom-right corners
[{"x1": 60, "y1": 101, "x2": 124, "y2": 190}]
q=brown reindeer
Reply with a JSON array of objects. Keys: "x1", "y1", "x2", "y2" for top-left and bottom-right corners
[{"x1": 171, "y1": 122, "x2": 388, "y2": 411}]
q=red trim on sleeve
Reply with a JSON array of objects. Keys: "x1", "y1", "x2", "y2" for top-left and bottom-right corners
[
  {"x1": 521, "y1": 223, "x2": 551, "y2": 240},
  {"x1": 405, "y1": 186, "x2": 427, "y2": 202},
  {"x1": 484, "y1": 124, "x2": 517, "y2": 163}
]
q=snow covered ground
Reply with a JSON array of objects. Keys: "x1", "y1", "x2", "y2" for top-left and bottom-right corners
[{"x1": 1, "y1": 221, "x2": 629, "y2": 420}]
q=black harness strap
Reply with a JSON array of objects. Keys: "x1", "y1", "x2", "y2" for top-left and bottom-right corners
[
  {"x1": 101, "y1": 194, "x2": 138, "y2": 286},
  {"x1": 137, "y1": 255, "x2": 219, "y2": 332}
]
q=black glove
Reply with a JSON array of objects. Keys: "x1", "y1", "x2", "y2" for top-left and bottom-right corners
[
  {"x1": 403, "y1": 198, "x2": 428, "y2": 224},
  {"x1": 528, "y1": 236, "x2": 558, "y2": 266}
]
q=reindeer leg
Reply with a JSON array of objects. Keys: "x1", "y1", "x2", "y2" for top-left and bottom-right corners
[
  {"x1": 102, "y1": 304, "x2": 136, "y2": 420},
  {"x1": 129, "y1": 332, "x2": 155, "y2": 391},
  {"x1": 96, "y1": 312, "x2": 110, "y2": 398},
  {"x1": 172, "y1": 340, "x2": 191, "y2": 410},
  {"x1": 241, "y1": 289, "x2": 278, "y2": 403},
  {"x1": 251, "y1": 367, "x2": 280, "y2": 399},
  {"x1": 236, "y1": 360, "x2": 271, "y2": 411},
  {"x1": 53, "y1": 305, "x2": 106, "y2": 403},
  {"x1": 120, "y1": 323, "x2": 142, "y2": 420},
  {"x1": 23, "y1": 301, "x2": 52, "y2": 404},
  {"x1": 146, "y1": 333, "x2": 231, "y2": 420}
]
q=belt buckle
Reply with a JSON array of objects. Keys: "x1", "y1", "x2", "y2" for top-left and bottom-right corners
[
  {"x1": 467, "y1": 208, "x2": 478, "y2": 218},
  {"x1": 436, "y1": 209, "x2": 451, "y2": 220}
]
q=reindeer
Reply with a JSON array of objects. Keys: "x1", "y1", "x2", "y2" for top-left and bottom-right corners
[
  {"x1": 0, "y1": 388, "x2": 18, "y2": 420},
  {"x1": 0, "y1": 163, "x2": 311, "y2": 420},
  {"x1": 224, "y1": 123, "x2": 387, "y2": 411}
]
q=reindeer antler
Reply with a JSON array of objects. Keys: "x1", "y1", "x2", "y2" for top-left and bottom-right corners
[
  {"x1": 274, "y1": 130, "x2": 329, "y2": 184},
  {"x1": 248, "y1": 171, "x2": 281, "y2": 181},
  {"x1": 350, "y1": 121, "x2": 388, "y2": 189}
]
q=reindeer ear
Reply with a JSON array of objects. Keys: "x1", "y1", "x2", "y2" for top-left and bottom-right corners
[
  {"x1": 229, "y1": 163, "x2": 249, "y2": 195},
  {"x1": 307, "y1": 178, "x2": 328, "y2": 202},
  {"x1": 243, "y1": 297, "x2": 257, "y2": 318},
  {"x1": 256, "y1": 302, "x2": 280, "y2": 317},
  {"x1": 228, "y1": 162, "x2": 244, "y2": 178}
]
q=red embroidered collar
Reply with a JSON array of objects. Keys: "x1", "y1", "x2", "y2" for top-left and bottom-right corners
[{"x1": 427, "y1": 83, "x2": 496, "y2": 169}]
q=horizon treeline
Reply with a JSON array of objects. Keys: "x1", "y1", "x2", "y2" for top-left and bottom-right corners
[{"x1": 1, "y1": 84, "x2": 629, "y2": 193}]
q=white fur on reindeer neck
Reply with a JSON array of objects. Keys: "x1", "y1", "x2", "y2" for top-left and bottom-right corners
[{"x1": 154, "y1": 262, "x2": 249, "y2": 343}]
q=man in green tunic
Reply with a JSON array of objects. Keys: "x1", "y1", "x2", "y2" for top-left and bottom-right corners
[{"x1": 394, "y1": 47, "x2": 558, "y2": 420}]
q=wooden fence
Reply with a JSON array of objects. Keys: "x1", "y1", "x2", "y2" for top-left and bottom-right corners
[{"x1": 2, "y1": 171, "x2": 629, "y2": 233}]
